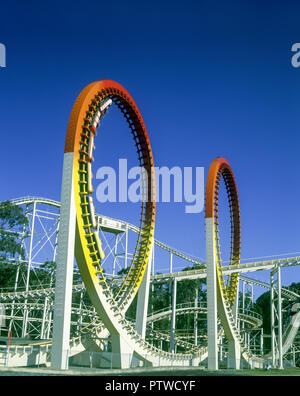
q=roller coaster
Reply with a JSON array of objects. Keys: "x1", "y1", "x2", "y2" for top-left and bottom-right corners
[{"x1": 0, "y1": 80, "x2": 299, "y2": 371}]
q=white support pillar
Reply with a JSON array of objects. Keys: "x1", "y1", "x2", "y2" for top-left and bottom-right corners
[
  {"x1": 242, "y1": 281, "x2": 245, "y2": 339},
  {"x1": 220, "y1": 337, "x2": 223, "y2": 361},
  {"x1": 194, "y1": 287, "x2": 198, "y2": 346},
  {"x1": 51, "y1": 152, "x2": 76, "y2": 370},
  {"x1": 232, "y1": 280, "x2": 239, "y2": 324},
  {"x1": 228, "y1": 283, "x2": 241, "y2": 370},
  {"x1": 111, "y1": 333, "x2": 133, "y2": 369},
  {"x1": 168, "y1": 252, "x2": 173, "y2": 302},
  {"x1": 292, "y1": 345, "x2": 296, "y2": 367},
  {"x1": 169, "y1": 252, "x2": 173, "y2": 273},
  {"x1": 46, "y1": 304, "x2": 53, "y2": 340},
  {"x1": 77, "y1": 290, "x2": 84, "y2": 332},
  {"x1": 270, "y1": 271, "x2": 276, "y2": 367},
  {"x1": 270, "y1": 265, "x2": 283, "y2": 369},
  {"x1": 228, "y1": 340, "x2": 241, "y2": 369},
  {"x1": 277, "y1": 266, "x2": 283, "y2": 369},
  {"x1": 230, "y1": 280, "x2": 241, "y2": 370},
  {"x1": 135, "y1": 242, "x2": 153, "y2": 338},
  {"x1": 112, "y1": 234, "x2": 119, "y2": 277},
  {"x1": 40, "y1": 297, "x2": 48, "y2": 339},
  {"x1": 260, "y1": 328, "x2": 264, "y2": 356},
  {"x1": 132, "y1": 241, "x2": 154, "y2": 368},
  {"x1": 22, "y1": 201, "x2": 37, "y2": 337},
  {"x1": 206, "y1": 217, "x2": 218, "y2": 370},
  {"x1": 170, "y1": 278, "x2": 177, "y2": 353}
]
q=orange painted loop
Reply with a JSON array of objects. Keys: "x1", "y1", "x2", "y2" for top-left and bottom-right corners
[
  {"x1": 63, "y1": 79, "x2": 156, "y2": 308},
  {"x1": 205, "y1": 157, "x2": 238, "y2": 219},
  {"x1": 64, "y1": 79, "x2": 156, "y2": 206},
  {"x1": 64, "y1": 80, "x2": 150, "y2": 153},
  {"x1": 205, "y1": 156, "x2": 241, "y2": 304}
]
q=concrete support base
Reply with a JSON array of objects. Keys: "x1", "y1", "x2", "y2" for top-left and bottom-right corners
[
  {"x1": 51, "y1": 152, "x2": 76, "y2": 370},
  {"x1": 227, "y1": 340, "x2": 240, "y2": 369},
  {"x1": 111, "y1": 334, "x2": 133, "y2": 369},
  {"x1": 206, "y1": 217, "x2": 218, "y2": 370},
  {"x1": 170, "y1": 279, "x2": 177, "y2": 353},
  {"x1": 133, "y1": 243, "x2": 153, "y2": 367},
  {"x1": 135, "y1": 243, "x2": 152, "y2": 338}
]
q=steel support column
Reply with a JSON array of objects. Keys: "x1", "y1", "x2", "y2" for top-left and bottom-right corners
[
  {"x1": 170, "y1": 278, "x2": 177, "y2": 353},
  {"x1": 270, "y1": 265, "x2": 283, "y2": 369},
  {"x1": 194, "y1": 287, "x2": 198, "y2": 346},
  {"x1": 22, "y1": 201, "x2": 37, "y2": 337},
  {"x1": 206, "y1": 217, "x2": 218, "y2": 370},
  {"x1": 135, "y1": 241, "x2": 153, "y2": 338},
  {"x1": 51, "y1": 152, "x2": 76, "y2": 370}
]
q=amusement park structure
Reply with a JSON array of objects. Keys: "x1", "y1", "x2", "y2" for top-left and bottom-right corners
[{"x1": 0, "y1": 81, "x2": 299, "y2": 371}]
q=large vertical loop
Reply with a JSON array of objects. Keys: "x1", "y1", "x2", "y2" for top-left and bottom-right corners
[
  {"x1": 205, "y1": 157, "x2": 241, "y2": 305},
  {"x1": 65, "y1": 80, "x2": 156, "y2": 312}
]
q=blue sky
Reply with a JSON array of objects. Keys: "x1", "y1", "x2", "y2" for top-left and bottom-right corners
[{"x1": 0, "y1": 1, "x2": 299, "y2": 292}]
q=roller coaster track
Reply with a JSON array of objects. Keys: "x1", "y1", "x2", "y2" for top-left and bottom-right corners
[
  {"x1": 1, "y1": 260, "x2": 299, "y2": 302},
  {"x1": 54, "y1": 80, "x2": 218, "y2": 367},
  {"x1": 0, "y1": 299, "x2": 263, "y2": 368},
  {"x1": 5, "y1": 196, "x2": 300, "y2": 284},
  {"x1": 0, "y1": 302, "x2": 98, "y2": 325},
  {"x1": 239, "y1": 275, "x2": 300, "y2": 301},
  {"x1": 0, "y1": 283, "x2": 85, "y2": 302},
  {"x1": 62, "y1": 78, "x2": 300, "y2": 368},
  {"x1": 1, "y1": 301, "x2": 263, "y2": 340},
  {"x1": 204, "y1": 157, "x2": 300, "y2": 369},
  {"x1": 146, "y1": 303, "x2": 265, "y2": 356},
  {"x1": 8, "y1": 196, "x2": 300, "y2": 279},
  {"x1": 281, "y1": 312, "x2": 300, "y2": 355},
  {"x1": 0, "y1": 279, "x2": 298, "y2": 367},
  {"x1": 1, "y1": 80, "x2": 299, "y2": 369},
  {"x1": 10, "y1": 196, "x2": 205, "y2": 267},
  {"x1": 151, "y1": 257, "x2": 300, "y2": 282},
  {"x1": 1, "y1": 195, "x2": 300, "y2": 367},
  {"x1": 1, "y1": 255, "x2": 299, "y2": 303},
  {"x1": 146, "y1": 302, "x2": 263, "y2": 330},
  {"x1": 1, "y1": 297, "x2": 298, "y2": 368}
]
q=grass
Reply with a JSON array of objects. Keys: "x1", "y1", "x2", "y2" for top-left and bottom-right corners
[
  {"x1": 238, "y1": 368, "x2": 300, "y2": 376},
  {"x1": 1, "y1": 366, "x2": 300, "y2": 376}
]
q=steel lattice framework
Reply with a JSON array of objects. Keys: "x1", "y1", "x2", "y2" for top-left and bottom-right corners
[
  {"x1": 0, "y1": 80, "x2": 299, "y2": 370},
  {"x1": 0, "y1": 197, "x2": 299, "y2": 368}
]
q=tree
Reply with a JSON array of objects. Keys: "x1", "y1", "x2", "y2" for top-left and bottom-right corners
[{"x1": 0, "y1": 200, "x2": 28, "y2": 289}]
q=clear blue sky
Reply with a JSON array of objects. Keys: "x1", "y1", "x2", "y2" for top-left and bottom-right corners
[{"x1": 0, "y1": 1, "x2": 299, "y2": 291}]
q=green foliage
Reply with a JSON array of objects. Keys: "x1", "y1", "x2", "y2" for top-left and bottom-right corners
[
  {"x1": 287, "y1": 282, "x2": 300, "y2": 295},
  {"x1": 0, "y1": 200, "x2": 29, "y2": 262},
  {"x1": 0, "y1": 201, "x2": 29, "y2": 290}
]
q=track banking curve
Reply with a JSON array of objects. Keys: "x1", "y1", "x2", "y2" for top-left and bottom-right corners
[
  {"x1": 60, "y1": 80, "x2": 207, "y2": 366},
  {"x1": 1, "y1": 196, "x2": 300, "y2": 367},
  {"x1": 1, "y1": 79, "x2": 299, "y2": 368}
]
